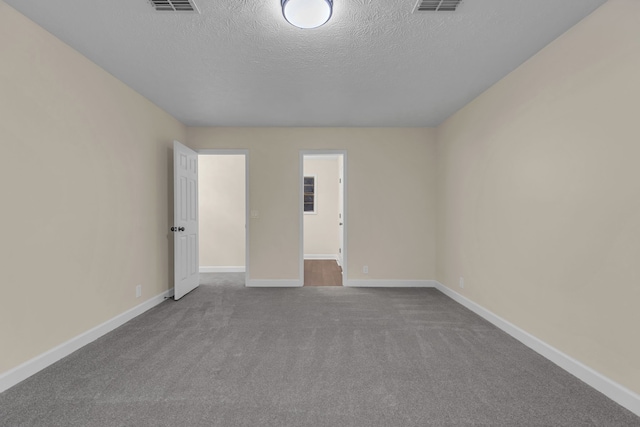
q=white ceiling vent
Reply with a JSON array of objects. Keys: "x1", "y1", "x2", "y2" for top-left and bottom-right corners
[
  {"x1": 148, "y1": 0, "x2": 200, "y2": 13},
  {"x1": 413, "y1": 0, "x2": 462, "y2": 12}
]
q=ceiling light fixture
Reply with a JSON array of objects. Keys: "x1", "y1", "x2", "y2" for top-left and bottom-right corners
[{"x1": 282, "y1": 0, "x2": 333, "y2": 29}]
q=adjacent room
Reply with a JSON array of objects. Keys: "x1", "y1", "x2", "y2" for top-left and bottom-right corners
[
  {"x1": 303, "y1": 153, "x2": 344, "y2": 287},
  {"x1": 198, "y1": 153, "x2": 247, "y2": 276},
  {"x1": 1, "y1": 0, "x2": 639, "y2": 425}
]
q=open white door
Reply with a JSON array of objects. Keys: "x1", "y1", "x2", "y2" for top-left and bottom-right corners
[
  {"x1": 173, "y1": 140, "x2": 199, "y2": 300},
  {"x1": 337, "y1": 156, "x2": 344, "y2": 268}
]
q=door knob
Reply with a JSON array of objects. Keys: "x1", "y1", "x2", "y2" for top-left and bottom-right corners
[
  {"x1": 170, "y1": 226, "x2": 177, "y2": 232},
  {"x1": 178, "y1": 227, "x2": 185, "y2": 232},
  {"x1": 339, "y1": 223, "x2": 343, "y2": 225}
]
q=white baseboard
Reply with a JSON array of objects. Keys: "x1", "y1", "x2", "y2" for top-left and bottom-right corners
[
  {"x1": 199, "y1": 266, "x2": 246, "y2": 273},
  {"x1": 0, "y1": 290, "x2": 171, "y2": 394},
  {"x1": 345, "y1": 279, "x2": 437, "y2": 288},
  {"x1": 304, "y1": 254, "x2": 339, "y2": 261},
  {"x1": 434, "y1": 282, "x2": 640, "y2": 417},
  {"x1": 245, "y1": 279, "x2": 303, "y2": 287}
]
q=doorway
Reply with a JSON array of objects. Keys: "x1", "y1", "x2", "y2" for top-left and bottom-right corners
[
  {"x1": 301, "y1": 151, "x2": 346, "y2": 286},
  {"x1": 197, "y1": 150, "x2": 248, "y2": 285}
]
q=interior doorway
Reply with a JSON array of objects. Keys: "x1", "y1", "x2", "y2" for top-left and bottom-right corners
[
  {"x1": 197, "y1": 150, "x2": 248, "y2": 284},
  {"x1": 301, "y1": 152, "x2": 346, "y2": 286}
]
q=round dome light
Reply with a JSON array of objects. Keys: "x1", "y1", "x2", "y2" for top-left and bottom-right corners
[{"x1": 282, "y1": 0, "x2": 333, "y2": 29}]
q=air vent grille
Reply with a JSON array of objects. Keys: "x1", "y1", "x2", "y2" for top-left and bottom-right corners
[
  {"x1": 414, "y1": 0, "x2": 462, "y2": 12},
  {"x1": 149, "y1": 0, "x2": 200, "y2": 13}
]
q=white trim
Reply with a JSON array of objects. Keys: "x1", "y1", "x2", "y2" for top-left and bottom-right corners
[
  {"x1": 345, "y1": 279, "x2": 437, "y2": 288},
  {"x1": 199, "y1": 266, "x2": 245, "y2": 273},
  {"x1": 245, "y1": 279, "x2": 303, "y2": 287},
  {"x1": 197, "y1": 149, "x2": 248, "y2": 156},
  {"x1": 303, "y1": 254, "x2": 339, "y2": 261},
  {"x1": 434, "y1": 282, "x2": 640, "y2": 417},
  {"x1": 304, "y1": 154, "x2": 341, "y2": 159},
  {"x1": 300, "y1": 151, "x2": 348, "y2": 287},
  {"x1": 196, "y1": 149, "x2": 250, "y2": 289},
  {"x1": 0, "y1": 290, "x2": 171, "y2": 394}
]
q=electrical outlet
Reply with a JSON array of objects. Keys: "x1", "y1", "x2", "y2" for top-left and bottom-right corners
[
  {"x1": 459, "y1": 277, "x2": 464, "y2": 289},
  {"x1": 363, "y1": 265, "x2": 369, "y2": 274},
  {"x1": 136, "y1": 285, "x2": 142, "y2": 298}
]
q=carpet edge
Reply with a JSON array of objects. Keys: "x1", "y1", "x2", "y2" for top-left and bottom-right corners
[
  {"x1": 434, "y1": 281, "x2": 640, "y2": 418},
  {"x1": 0, "y1": 289, "x2": 171, "y2": 394}
]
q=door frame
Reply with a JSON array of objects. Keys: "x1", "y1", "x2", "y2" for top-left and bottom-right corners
[
  {"x1": 173, "y1": 140, "x2": 200, "y2": 300},
  {"x1": 300, "y1": 150, "x2": 348, "y2": 286},
  {"x1": 197, "y1": 149, "x2": 250, "y2": 285}
]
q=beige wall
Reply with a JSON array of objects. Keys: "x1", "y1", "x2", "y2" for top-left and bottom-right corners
[
  {"x1": 187, "y1": 127, "x2": 437, "y2": 281},
  {"x1": 8, "y1": 0, "x2": 637, "y2": 403},
  {"x1": 198, "y1": 155, "x2": 246, "y2": 267},
  {"x1": 303, "y1": 157, "x2": 340, "y2": 257},
  {"x1": 436, "y1": 0, "x2": 640, "y2": 394},
  {"x1": 0, "y1": 3, "x2": 186, "y2": 374}
]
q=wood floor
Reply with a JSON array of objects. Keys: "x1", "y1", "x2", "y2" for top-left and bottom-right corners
[{"x1": 304, "y1": 259, "x2": 342, "y2": 286}]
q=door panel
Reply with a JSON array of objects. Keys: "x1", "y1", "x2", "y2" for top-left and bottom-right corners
[
  {"x1": 338, "y1": 155, "x2": 344, "y2": 268},
  {"x1": 173, "y1": 140, "x2": 199, "y2": 300}
]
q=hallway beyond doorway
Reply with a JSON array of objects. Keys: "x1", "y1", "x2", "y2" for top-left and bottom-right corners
[{"x1": 304, "y1": 260, "x2": 342, "y2": 286}]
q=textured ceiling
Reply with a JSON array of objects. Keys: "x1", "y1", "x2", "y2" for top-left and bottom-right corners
[{"x1": 4, "y1": 0, "x2": 606, "y2": 127}]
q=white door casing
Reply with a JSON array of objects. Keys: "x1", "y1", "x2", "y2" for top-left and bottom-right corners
[
  {"x1": 173, "y1": 140, "x2": 199, "y2": 300},
  {"x1": 337, "y1": 156, "x2": 344, "y2": 267},
  {"x1": 299, "y1": 150, "x2": 347, "y2": 286}
]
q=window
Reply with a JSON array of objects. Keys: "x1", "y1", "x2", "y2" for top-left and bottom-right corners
[{"x1": 304, "y1": 175, "x2": 316, "y2": 214}]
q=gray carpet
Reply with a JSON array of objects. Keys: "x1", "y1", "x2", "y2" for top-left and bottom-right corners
[{"x1": 1, "y1": 273, "x2": 638, "y2": 426}]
